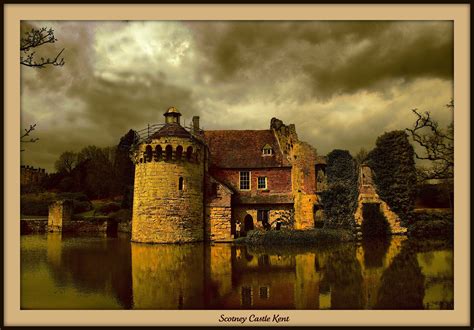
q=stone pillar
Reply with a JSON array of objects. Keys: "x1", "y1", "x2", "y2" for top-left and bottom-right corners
[{"x1": 48, "y1": 200, "x2": 73, "y2": 232}]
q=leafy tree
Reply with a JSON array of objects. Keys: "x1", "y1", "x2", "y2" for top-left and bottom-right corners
[
  {"x1": 320, "y1": 149, "x2": 359, "y2": 228},
  {"x1": 354, "y1": 147, "x2": 369, "y2": 165},
  {"x1": 406, "y1": 101, "x2": 454, "y2": 182},
  {"x1": 367, "y1": 131, "x2": 417, "y2": 225},
  {"x1": 54, "y1": 151, "x2": 78, "y2": 174}
]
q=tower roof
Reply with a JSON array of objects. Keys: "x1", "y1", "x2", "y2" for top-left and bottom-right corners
[
  {"x1": 150, "y1": 122, "x2": 192, "y2": 139},
  {"x1": 164, "y1": 107, "x2": 181, "y2": 116}
]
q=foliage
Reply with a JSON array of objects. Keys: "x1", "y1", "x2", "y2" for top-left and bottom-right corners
[
  {"x1": 20, "y1": 192, "x2": 92, "y2": 216},
  {"x1": 367, "y1": 131, "x2": 417, "y2": 226},
  {"x1": 354, "y1": 147, "x2": 369, "y2": 165},
  {"x1": 406, "y1": 101, "x2": 454, "y2": 182},
  {"x1": 239, "y1": 228, "x2": 354, "y2": 245},
  {"x1": 320, "y1": 150, "x2": 359, "y2": 229},
  {"x1": 408, "y1": 219, "x2": 453, "y2": 238},
  {"x1": 55, "y1": 151, "x2": 78, "y2": 174},
  {"x1": 96, "y1": 202, "x2": 121, "y2": 215}
]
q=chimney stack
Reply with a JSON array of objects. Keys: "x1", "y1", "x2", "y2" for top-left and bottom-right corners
[{"x1": 192, "y1": 116, "x2": 200, "y2": 133}]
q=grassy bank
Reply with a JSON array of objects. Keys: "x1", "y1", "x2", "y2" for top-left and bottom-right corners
[{"x1": 235, "y1": 228, "x2": 354, "y2": 246}]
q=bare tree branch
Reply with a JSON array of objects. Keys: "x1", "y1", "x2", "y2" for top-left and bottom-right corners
[
  {"x1": 20, "y1": 27, "x2": 65, "y2": 68},
  {"x1": 406, "y1": 101, "x2": 454, "y2": 182},
  {"x1": 20, "y1": 123, "x2": 39, "y2": 152}
]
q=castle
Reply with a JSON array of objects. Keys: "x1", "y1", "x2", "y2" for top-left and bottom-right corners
[{"x1": 131, "y1": 107, "x2": 404, "y2": 244}]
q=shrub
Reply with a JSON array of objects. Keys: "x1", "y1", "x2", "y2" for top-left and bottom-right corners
[
  {"x1": 320, "y1": 150, "x2": 358, "y2": 228},
  {"x1": 109, "y1": 208, "x2": 132, "y2": 223},
  {"x1": 97, "y1": 202, "x2": 121, "y2": 215},
  {"x1": 72, "y1": 200, "x2": 93, "y2": 214},
  {"x1": 368, "y1": 131, "x2": 417, "y2": 226},
  {"x1": 20, "y1": 193, "x2": 57, "y2": 216}
]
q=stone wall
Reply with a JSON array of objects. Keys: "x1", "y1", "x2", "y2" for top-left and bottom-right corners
[
  {"x1": 132, "y1": 136, "x2": 206, "y2": 243},
  {"x1": 21, "y1": 219, "x2": 48, "y2": 234},
  {"x1": 233, "y1": 204, "x2": 294, "y2": 231},
  {"x1": 271, "y1": 118, "x2": 318, "y2": 229},
  {"x1": 62, "y1": 219, "x2": 108, "y2": 233},
  {"x1": 205, "y1": 177, "x2": 233, "y2": 241},
  {"x1": 47, "y1": 200, "x2": 73, "y2": 232},
  {"x1": 354, "y1": 165, "x2": 406, "y2": 235}
]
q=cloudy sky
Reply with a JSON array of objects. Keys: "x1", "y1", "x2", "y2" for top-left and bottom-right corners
[{"x1": 21, "y1": 21, "x2": 453, "y2": 172}]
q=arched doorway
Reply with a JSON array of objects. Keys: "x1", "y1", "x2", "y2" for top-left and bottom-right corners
[{"x1": 244, "y1": 214, "x2": 254, "y2": 232}]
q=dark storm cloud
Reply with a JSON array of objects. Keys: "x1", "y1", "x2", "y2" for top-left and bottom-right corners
[
  {"x1": 20, "y1": 20, "x2": 453, "y2": 171},
  {"x1": 190, "y1": 21, "x2": 453, "y2": 99}
]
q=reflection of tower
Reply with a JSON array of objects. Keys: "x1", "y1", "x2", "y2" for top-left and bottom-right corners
[
  {"x1": 131, "y1": 107, "x2": 208, "y2": 243},
  {"x1": 131, "y1": 243, "x2": 205, "y2": 309}
]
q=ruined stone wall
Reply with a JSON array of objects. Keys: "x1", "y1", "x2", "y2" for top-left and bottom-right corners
[
  {"x1": 271, "y1": 118, "x2": 318, "y2": 229},
  {"x1": 47, "y1": 200, "x2": 73, "y2": 232},
  {"x1": 354, "y1": 165, "x2": 406, "y2": 235},
  {"x1": 132, "y1": 136, "x2": 206, "y2": 243}
]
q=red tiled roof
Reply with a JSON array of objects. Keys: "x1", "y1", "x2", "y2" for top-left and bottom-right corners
[{"x1": 203, "y1": 130, "x2": 291, "y2": 169}]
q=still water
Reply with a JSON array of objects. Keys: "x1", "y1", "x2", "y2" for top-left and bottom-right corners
[{"x1": 21, "y1": 233, "x2": 453, "y2": 310}]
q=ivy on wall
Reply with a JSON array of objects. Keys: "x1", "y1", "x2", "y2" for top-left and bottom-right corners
[
  {"x1": 320, "y1": 149, "x2": 359, "y2": 229},
  {"x1": 367, "y1": 130, "x2": 417, "y2": 226}
]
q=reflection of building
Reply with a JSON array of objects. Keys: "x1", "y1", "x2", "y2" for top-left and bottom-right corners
[{"x1": 131, "y1": 108, "x2": 326, "y2": 243}]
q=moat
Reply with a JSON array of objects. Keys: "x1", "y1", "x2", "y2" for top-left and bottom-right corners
[{"x1": 21, "y1": 233, "x2": 453, "y2": 310}]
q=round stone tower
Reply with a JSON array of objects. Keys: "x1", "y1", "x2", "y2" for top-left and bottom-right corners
[{"x1": 131, "y1": 107, "x2": 207, "y2": 243}]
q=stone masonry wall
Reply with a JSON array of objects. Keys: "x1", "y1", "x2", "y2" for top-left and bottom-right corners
[
  {"x1": 48, "y1": 200, "x2": 73, "y2": 232},
  {"x1": 132, "y1": 136, "x2": 206, "y2": 243},
  {"x1": 233, "y1": 205, "x2": 294, "y2": 231},
  {"x1": 206, "y1": 177, "x2": 233, "y2": 241},
  {"x1": 271, "y1": 118, "x2": 318, "y2": 229}
]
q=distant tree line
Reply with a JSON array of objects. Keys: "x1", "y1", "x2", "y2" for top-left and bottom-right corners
[{"x1": 43, "y1": 130, "x2": 137, "y2": 203}]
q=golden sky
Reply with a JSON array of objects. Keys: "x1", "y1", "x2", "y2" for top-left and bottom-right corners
[{"x1": 20, "y1": 21, "x2": 453, "y2": 172}]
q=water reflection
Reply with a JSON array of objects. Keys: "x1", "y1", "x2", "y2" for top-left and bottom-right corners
[{"x1": 21, "y1": 234, "x2": 453, "y2": 310}]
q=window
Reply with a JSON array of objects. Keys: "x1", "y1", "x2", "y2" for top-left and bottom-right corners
[
  {"x1": 262, "y1": 144, "x2": 273, "y2": 156},
  {"x1": 178, "y1": 177, "x2": 184, "y2": 191},
  {"x1": 259, "y1": 286, "x2": 270, "y2": 299},
  {"x1": 155, "y1": 145, "x2": 162, "y2": 161},
  {"x1": 145, "y1": 145, "x2": 153, "y2": 162},
  {"x1": 239, "y1": 171, "x2": 250, "y2": 190},
  {"x1": 257, "y1": 176, "x2": 267, "y2": 189},
  {"x1": 165, "y1": 145, "x2": 172, "y2": 160},
  {"x1": 186, "y1": 146, "x2": 193, "y2": 161},
  {"x1": 176, "y1": 145, "x2": 183, "y2": 160},
  {"x1": 241, "y1": 286, "x2": 253, "y2": 308}
]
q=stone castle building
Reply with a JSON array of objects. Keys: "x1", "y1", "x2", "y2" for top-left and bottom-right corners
[
  {"x1": 21, "y1": 165, "x2": 47, "y2": 186},
  {"x1": 131, "y1": 107, "x2": 403, "y2": 244}
]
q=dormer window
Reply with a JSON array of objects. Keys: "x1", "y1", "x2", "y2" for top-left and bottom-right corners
[{"x1": 262, "y1": 144, "x2": 273, "y2": 156}]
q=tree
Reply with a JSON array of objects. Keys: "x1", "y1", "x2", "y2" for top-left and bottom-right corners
[
  {"x1": 54, "y1": 151, "x2": 78, "y2": 174},
  {"x1": 367, "y1": 131, "x2": 417, "y2": 225},
  {"x1": 20, "y1": 123, "x2": 39, "y2": 152},
  {"x1": 354, "y1": 147, "x2": 369, "y2": 165},
  {"x1": 406, "y1": 101, "x2": 454, "y2": 182},
  {"x1": 20, "y1": 26, "x2": 65, "y2": 68}
]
